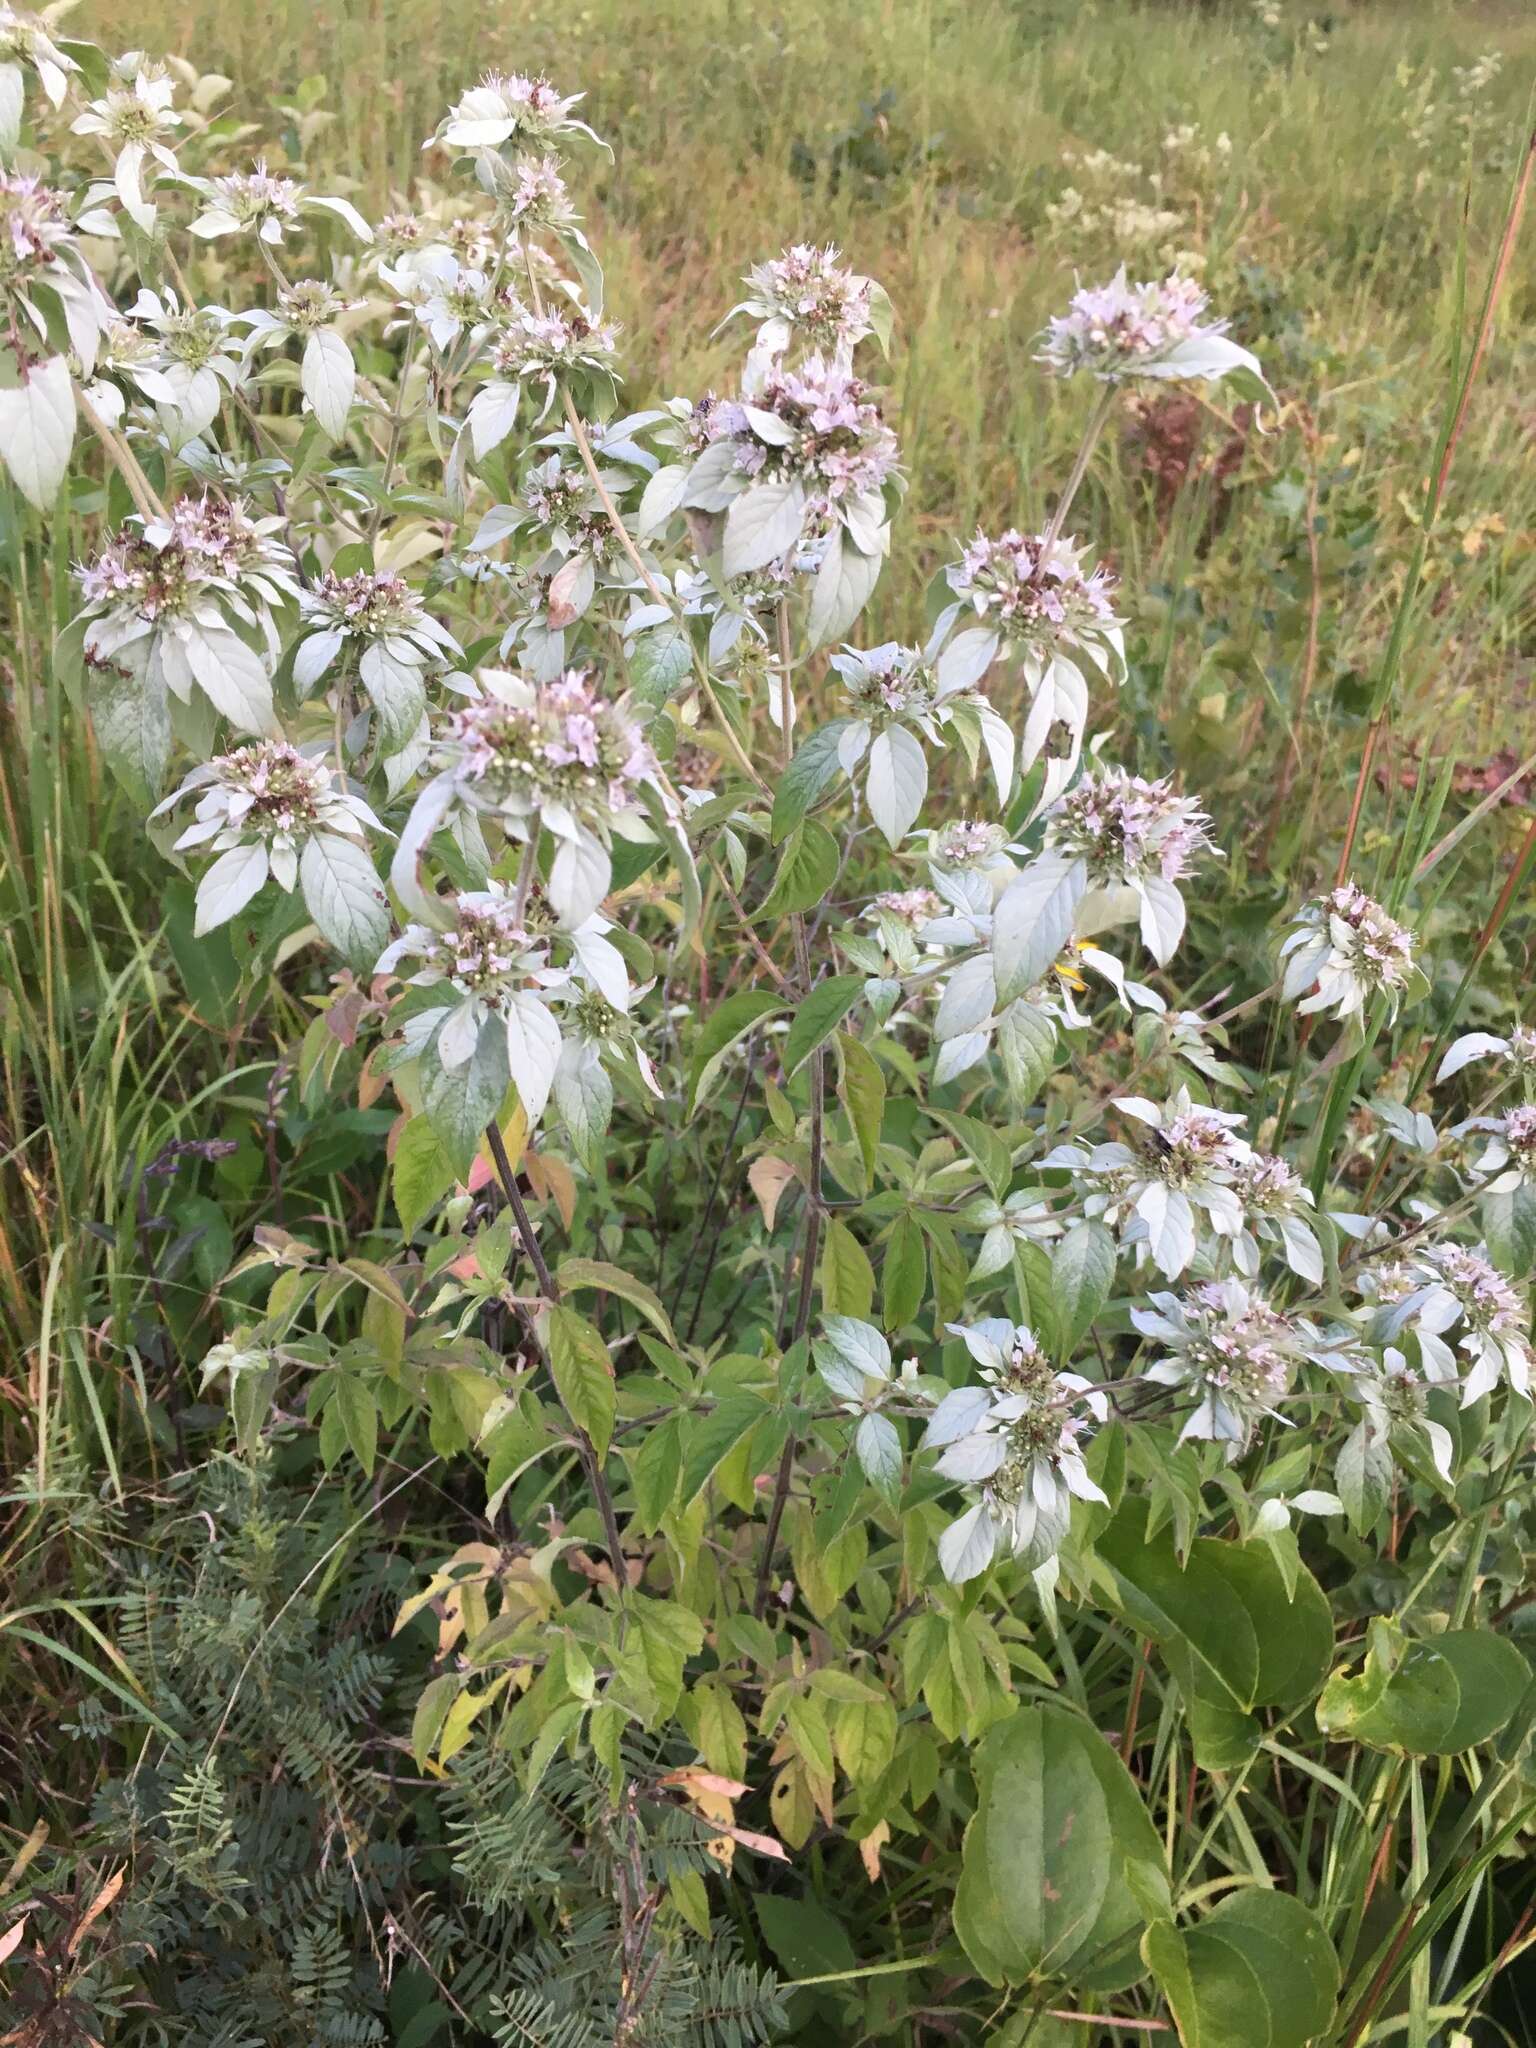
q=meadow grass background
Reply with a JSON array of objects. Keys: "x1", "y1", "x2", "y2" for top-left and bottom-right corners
[{"x1": 5, "y1": 0, "x2": 1534, "y2": 1461}]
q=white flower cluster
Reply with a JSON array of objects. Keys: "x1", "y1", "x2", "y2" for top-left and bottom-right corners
[
  {"x1": 1037, "y1": 268, "x2": 1269, "y2": 397},
  {"x1": 924, "y1": 1318, "x2": 1108, "y2": 1583},
  {"x1": 1280, "y1": 882, "x2": 1417, "y2": 1023}
]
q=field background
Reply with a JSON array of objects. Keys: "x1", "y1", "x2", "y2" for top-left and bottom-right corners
[{"x1": 84, "y1": 0, "x2": 1536, "y2": 838}]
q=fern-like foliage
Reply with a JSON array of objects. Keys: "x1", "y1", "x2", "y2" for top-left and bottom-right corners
[{"x1": 18, "y1": 1462, "x2": 786, "y2": 2047}]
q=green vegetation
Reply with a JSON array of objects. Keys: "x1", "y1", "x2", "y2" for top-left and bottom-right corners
[{"x1": 3, "y1": 3, "x2": 1536, "y2": 2044}]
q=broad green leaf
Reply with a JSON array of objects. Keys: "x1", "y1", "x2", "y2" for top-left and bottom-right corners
[
  {"x1": 627, "y1": 1414, "x2": 683, "y2": 1535},
  {"x1": 333, "y1": 1372, "x2": 378, "y2": 1478},
  {"x1": 955, "y1": 1704, "x2": 1164, "y2": 1989},
  {"x1": 754, "y1": 1892, "x2": 857, "y2": 1981},
  {"x1": 410, "y1": 1672, "x2": 460, "y2": 1769},
  {"x1": 783, "y1": 975, "x2": 863, "y2": 1078},
  {"x1": 772, "y1": 719, "x2": 855, "y2": 842},
  {"x1": 836, "y1": 1031, "x2": 885, "y2": 1187},
  {"x1": 928, "y1": 1109, "x2": 1012, "y2": 1202},
  {"x1": 1051, "y1": 1222, "x2": 1115, "y2": 1358},
  {"x1": 685, "y1": 988, "x2": 784, "y2": 1117},
  {"x1": 1316, "y1": 1622, "x2": 1530, "y2": 1755},
  {"x1": 820, "y1": 1217, "x2": 875, "y2": 1319},
  {"x1": 391, "y1": 1115, "x2": 454, "y2": 1236},
  {"x1": 680, "y1": 1396, "x2": 769, "y2": 1507},
  {"x1": 556, "y1": 1257, "x2": 676, "y2": 1345},
  {"x1": 546, "y1": 1305, "x2": 615, "y2": 1459},
  {"x1": 757, "y1": 820, "x2": 839, "y2": 921},
  {"x1": 1145, "y1": 1890, "x2": 1339, "y2": 2048},
  {"x1": 420, "y1": 1028, "x2": 509, "y2": 1181},
  {"x1": 881, "y1": 1211, "x2": 926, "y2": 1333}
]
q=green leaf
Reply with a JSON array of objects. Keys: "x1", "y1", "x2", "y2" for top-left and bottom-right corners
[
  {"x1": 837, "y1": 1031, "x2": 885, "y2": 1188},
  {"x1": 1095, "y1": 1502, "x2": 1333, "y2": 1768},
  {"x1": 685, "y1": 989, "x2": 785, "y2": 1117},
  {"x1": 333, "y1": 1372, "x2": 378, "y2": 1478},
  {"x1": 956, "y1": 1703, "x2": 1166, "y2": 1990},
  {"x1": 546, "y1": 1305, "x2": 615, "y2": 1460},
  {"x1": 831, "y1": 1692, "x2": 898, "y2": 1785},
  {"x1": 881, "y1": 1211, "x2": 926, "y2": 1333},
  {"x1": 1335, "y1": 1415, "x2": 1393, "y2": 1534},
  {"x1": 754, "y1": 1892, "x2": 857, "y2": 1981},
  {"x1": 772, "y1": 719, "x2": 856, "y2": 842},
  {"x1": 821, "y1": 1218, "x2": 875, "y2": 1319},
  {"x1": 628, "y1": 1414, "x2": 683, "y2": 1535},
  {"x1": 928, "y1": 1109, "x2": 1012, "y2": 1202},
  {"x1": 628, "y1": 619, "x2": 692, "y2": 704},
  {"x1": 1316, "y1": 1621, "x2": 1531, "y2": 1755},
  {"x1": 410, "y1": 1673, "x2": 460, "y2": 1769},
  {"x1": 680, "y1": 1396, "x2": 769, "y2": 1507},
  {"x1": 783, "y1": 975, "x2": 863, "y2": 1078},
  {"x1": 1145, "y1": 1890, "x2": 1339, "y2": 2048},
  {"x1": 1051, "y1": 1222, "x2": 1115, "y2": 1358},
  {"x1": 757, "y1": 820, "x2": 840, "y2": 920},
  {"x1": 420, "y1": 1029, "x2": 509, "y2": 1180},
  {"x1": 556, "y1": 1257, "x2": 676, "y2": 1345},
  {"x1": 392, "y1": 1115, "x2": 454, "y2": 1236},
  {"x1": 997, "y1": 1001, "x2": 1057, "y2": 1106}
]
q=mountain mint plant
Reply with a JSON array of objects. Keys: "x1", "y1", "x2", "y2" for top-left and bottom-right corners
[{"x1": 8, "y1": 22, "x2": 1535, "y2": 2043}]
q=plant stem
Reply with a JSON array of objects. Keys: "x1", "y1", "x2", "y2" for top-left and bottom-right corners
[
  {"x1": 484, "y1": 1119, "x2": 627, "y2": 1585},
  {"x1": 1040, "y1": 385, "x2": 1116, "y2": 556},
  {"x1": 76, "y1": 388, "x2": 166, "y2": 522}
]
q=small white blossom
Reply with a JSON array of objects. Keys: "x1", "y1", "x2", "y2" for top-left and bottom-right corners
[
  {"x1": 76, "y1": 495, "x2": 299, "y2": 736},
  {"x1": 725, "y1": 243, "x2": 887, "y2": 376},
  {"x1": 392, "y1": 668, "x2": 659, "y2": 930},
  {"x1": 1037, "y1": 267, "x2": 1270, "y2": 396},
  {"x1": 939, "y1": 529, "x2": 1124, "y2": 807},
  {"x1": 1370, "y1": 1242, "x2": 1531, "y2": 1406},
  {"x1": 1231, "y1": 1152, "x2": 1324, "y2": 1285},
  {"x1": 72, "y1": 62, "x2": 181, "y2": 233},
  {"x1": 434, "y1": 71, "x2": 603, "y2": 155},
  {"x1": 1044, "y1": 1087, "x2": 1250, "y2": 1278},
  {"x1": 1043, "y1": 764, "x2": 1217, "y2": 966},
  {"x1": 0, "y1": 6, "x2": 77, "y2": 152},
  {"x1": 152, "y1": 739, "x2": 382, "y2": 940},
  {"x1": 924, "y1": 1319, "x2": 1107, "y2": 1582},
  {"x1": 1458, "y1": 1104, "x2": 1536, "y2": 1193},
  {"x1": 1135, "y1": 1278, "x2": 1299, "y2": 1456},
  {"x1": 1280, "y1": 883, "x2": 1418, "y2": 1024}
]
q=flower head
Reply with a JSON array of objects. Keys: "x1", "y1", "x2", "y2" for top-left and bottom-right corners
[
  {"x1": 1135, "y1": 1278, "x2": 1299, "y2": 1456},
  {"x1": 439, "y1": 667, "x2": 652, "y2": 827},
  {"x1": 0, "y1": 171, "x2": 69, "y2": 282},
  {"x1": 1043, "y1": 1087, "x2": 1249, "y2": 1278},
  {"x1": 437, "y1": 71, "x2": 599, "y2": 154},
  {"x1": 504, "y1": 153, "x2": 575, "y2": 230},
  {"x1": 1280, "y1": 883, "x2": 1417, "y2": 1024},
  {"x1": 1047, "y1": 767, "x2": 1215, "y2": 890},
  {"x1": 949, "y1": 529, "x2": 1119, "y2": 650},
  {"x1": 1367, "y1": 1241, "x2": 1530, "y2": 1406},
  {"x1": 708, "y1": 354, "x2": 899, "y2": 502},
  {"x1": 736, "y1": 243, "x2": 878, "y2": 363},
  {"x1": 831, "y1": 642, "x2": 937, "y2": 725},
  {"x1": 152, "y1": 739, "x2": 379, "y2": 924},
  {"x1": 1038, "y1": 267, "x2": 1264, "y2": 391},
  {"x1": 924, "y1": 1319, "x2": 1108, "y2": 1582},
  {"x1": 206, "y1": 161, "x2": 301, "y2": 238}
]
